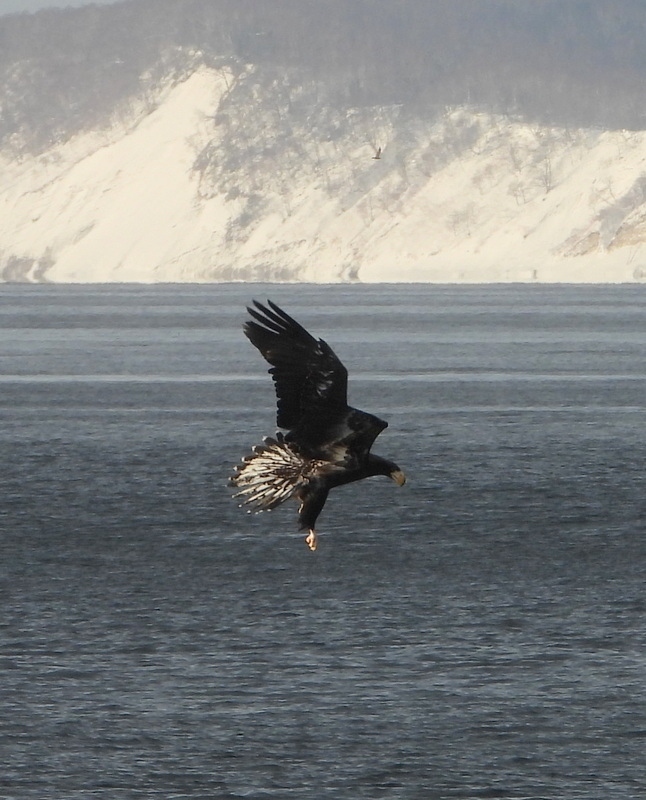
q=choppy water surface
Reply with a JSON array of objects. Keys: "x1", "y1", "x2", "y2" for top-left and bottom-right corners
[{"x1": 1, "y1": 284, "x2": 645, "y2": 799}]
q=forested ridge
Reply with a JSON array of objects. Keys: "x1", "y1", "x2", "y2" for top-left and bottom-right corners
[{"x1": 2, "y1": 0, "x2": 646, "y2": 154}]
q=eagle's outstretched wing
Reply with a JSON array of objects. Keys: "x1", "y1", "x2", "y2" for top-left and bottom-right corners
[{"x1": 244, "y1": 300, "x2": 348, "y2": 431}]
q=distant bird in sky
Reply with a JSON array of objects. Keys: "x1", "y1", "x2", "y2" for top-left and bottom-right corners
[{"x1": 230, "y1": 301, "x2": 405, "y2": 551}]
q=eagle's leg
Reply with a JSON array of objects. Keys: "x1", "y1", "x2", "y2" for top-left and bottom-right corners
[{"x1": 299, "y1": 490, "x2": 325, "y2": 552}]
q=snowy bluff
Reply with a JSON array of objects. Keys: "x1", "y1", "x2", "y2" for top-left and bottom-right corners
[{"x1": 2, "y1": 66, "x2": 646, "y2": 284}]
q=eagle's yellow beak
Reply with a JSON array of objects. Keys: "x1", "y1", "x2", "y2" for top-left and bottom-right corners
[{"x1": 391, "y1": 470, "x2": 406, "y2": 487}]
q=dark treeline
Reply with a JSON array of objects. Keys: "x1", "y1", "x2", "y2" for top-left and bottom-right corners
[{"x1": 2, "y1": 0, "x2": 646, "y2": 152}]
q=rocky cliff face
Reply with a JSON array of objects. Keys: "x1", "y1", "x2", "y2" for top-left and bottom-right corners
[{"x1": 2, "y1": 65, "x2": 646, "y2": 283}]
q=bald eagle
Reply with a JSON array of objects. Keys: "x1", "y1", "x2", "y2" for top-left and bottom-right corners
[{"x1": 230, "y1": 300, "x2": 406, "y2": 551}]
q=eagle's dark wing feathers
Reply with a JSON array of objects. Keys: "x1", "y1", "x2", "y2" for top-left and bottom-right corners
[
  {"x1": 244, "y1": 300, "x2": 348, "y2": 430},
  {"x1": 316, "y1": 407, "x2": 388, "y2": 467}
]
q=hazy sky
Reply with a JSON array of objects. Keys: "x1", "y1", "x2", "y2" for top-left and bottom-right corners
[{"x1": 0, "y1": 0, "x2": 120, "y2": 15}]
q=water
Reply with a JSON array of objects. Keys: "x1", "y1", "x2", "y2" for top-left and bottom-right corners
[{"x1": 1, "y1": 283, "x2": 645, "y2": 799}]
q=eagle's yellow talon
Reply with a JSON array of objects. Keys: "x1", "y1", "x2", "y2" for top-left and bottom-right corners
[{"x1": 305, "y1": 530, "x2": 318, "y2": 551}]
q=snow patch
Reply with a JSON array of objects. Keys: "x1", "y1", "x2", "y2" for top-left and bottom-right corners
[{"x1": 2, "y1": 68, "x2": 646, "y2": 283}]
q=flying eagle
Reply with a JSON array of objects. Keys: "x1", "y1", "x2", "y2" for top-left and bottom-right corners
[{"x1": 230, "y1": 300, "x2": 405, "y2": 551}]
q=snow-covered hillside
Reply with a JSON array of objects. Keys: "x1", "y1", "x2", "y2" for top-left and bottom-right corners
[{"x1": 2, "y1": 66, "x2": 646, "y2": 283}]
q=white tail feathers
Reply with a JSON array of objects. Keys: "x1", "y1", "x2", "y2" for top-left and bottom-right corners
[{"x1": 230, "y1": 434, "x2": 308, "y2": 512}]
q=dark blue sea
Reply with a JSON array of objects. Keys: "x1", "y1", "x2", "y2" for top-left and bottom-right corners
[{"x1": 1, "y1": 283, "x2": 645, "y2": 799}]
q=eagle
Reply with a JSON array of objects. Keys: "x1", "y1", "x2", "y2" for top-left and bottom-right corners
[{"x1": 230, "y1": 300, "x2": 406, "y2": 551}]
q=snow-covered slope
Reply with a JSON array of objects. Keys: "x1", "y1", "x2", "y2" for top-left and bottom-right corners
[{"x1": 2, "y1": 66, "x2": 646, "y2": 283}]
